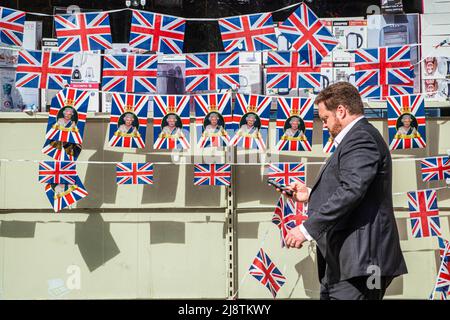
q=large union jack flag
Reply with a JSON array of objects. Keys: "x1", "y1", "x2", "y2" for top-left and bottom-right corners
[
  {"x1": 359, "y1": 82, "x2": 414, "y2": 101},
  {"x1": 266, "y1": 51, "x2": 321, "y2": 89},
  {"x1": 42, "y1": 139, "x2": 82, "y2": 161},
  {"x1": 273, "y1": 195, "x2": 307, "y2": 248},
  {"x1": 45, "y1": 88, "x2": 90, "y2": 144},
  {"x1": 420, "y1": 157, "x2": 450, "y2": 182},
  {"x1": 54, "y1": 12, "x2": 112, "y2": 52},
  {"x1": 194, "y1": 92, "x2": 232, "y2": 148},
  {"x1": 218, "y1": 12, "x2": 277, "y2": 52},
  {"x1": 322, "y1": 127, "x2": 335, "y2": 154},
  {"x1": 355, "y1": 45, "x2": 413, "y2": 87},
  {"x1": 102, "y1": 54, "x2": 157, "y2": 93},
  {"x1": 185, "y1": 52, "x2": 240, "y2": 92},
  {"x1": 116, "y1": 162, "x2": 154, "y2": 185},
  {"x1": 44, "y1": 176, "x2": 88, "y2": 213},
  {"x1": 193, "y1": 164, "x2": 231, "y2": 186},
  {"x1": 275, "y1": 97, "x2": 314, "y2": 151},
  {"x1": 387, "y1": 94, "x2": 426, "y2": 151},
  {"x1": 129, "y1": 10, "x2": 185, "y2": 54},
  {"x1": 39, "y1": 161, "x2": 77, "y2": 185},
  {"x1": 407, "y1": 189, "x2": 441, "y2": 238},
  {"x1": 153, "y1": 95, "x2": 190, "y2": 150},
  {"x1": 267, "y1": 163, "x2": 305, "y2": 185},
  {"x1": 229, "y1": 93, "x2": 271, "y2": 150},
  {"x1": 249, "y1": 248, "x2": 286, "y2": 298},
  {"x1": 434, "y1": 256, "x2": 450, "y2": 300},
  {"x1": 15, "y1": 50, "x2": 74, "y2": 89},
  {"x1": 108, "y1": 93, "x2": 149, "y2": 149},
  {"x1": 278, "y1": 3, "x2": 338, "y2": 66},
  {"x1": 0, "y1": 6, "x2": 26, "y2": 46}
]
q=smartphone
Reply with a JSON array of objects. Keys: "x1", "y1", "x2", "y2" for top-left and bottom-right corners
[{"x1": 266, "y1": 179, "x2": 293, "y2": 197}]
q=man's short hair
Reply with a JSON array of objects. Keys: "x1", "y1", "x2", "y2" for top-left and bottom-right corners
[{"x1": 315, "y1": 82, "x2": 364, "y2": 115}]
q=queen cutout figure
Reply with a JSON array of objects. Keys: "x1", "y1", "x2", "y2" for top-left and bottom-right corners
[{"x1": 395, "y1": 114, "x2": 419, "y2": 139}]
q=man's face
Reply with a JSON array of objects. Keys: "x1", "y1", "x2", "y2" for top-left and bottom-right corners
[
  {"x1": 318, "y1": 102, "x2": 343, "y2": 138},
  {"x1": 210, "y1": 116, "x2": 218, "y2": 126},
  {"x1": 402, "y1": 116, "x2": 412, "y2": 128},
  {"x1": 167, "y1": 117, "x2": 176, "y2": 127},
  {"x1": 246, "y1": 117, "x2": 255, "y2": 126}
]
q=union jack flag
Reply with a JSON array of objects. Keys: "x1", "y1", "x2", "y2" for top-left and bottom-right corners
[
  {"x1": 266, "y1": 51, "x2": 321, "y2": 89},
  {"x1": 0, "y1": 6, "x2": 26, "y2": 46},
  {"x1": 129, "y1": 10, "x2": 185, "y2": 54},
  {"x1": 407, "y1": 189, "x2": 441, "y2": 238},
  {"x1": 267, "y1": 163, "x2": 305, "y2": 185},
  {"x1": 278, "y1": 3, "x2": 338, "y2": 66},
  {"x1": 273, "y1": 195, "x2": 307, "y2": 247},
  {"x1": 116, "y1": 162, "x2": 154, "y2": 185},
  {"x1": 434, "y1": 256, "x2": 450, "y2": 299},
  {"x1": 194, "y1": 92, "x2": 232, "y2": 148},
  {"x1": 15, "y1": 50, "x2": 74, "y2": 89},
  {"x1": 322, "y1": 127, "x2": 335, "y2": 154},
  {"x1": 275, "y1": 97, "x2": 314, "y2": 151},
  {"x1": 185, "y1": 52, "x2": 240, "y2": 92},
  {"x1": 229, "y1": 93, "x2": 271, "y2": 150},
  {"x1": 218, "y1": 12, "x2": 277, "y2": 52},
  {"x1": 108, "y1": 93, "x2": 149, "y2": 149},
  {"x1": 102, "y1": 54, "x2": 157, "y2": 93},
  {"x1": 420, "y1": 157, "x2": 450, "y2": 182},
  {"x1": 44, "y1": 176, "x2": 88, "y2": 213},
  {"x1": 153, "y1": 95, "x2": 190, "y2": 150},
  {"x1": 42, "y1": 139, "x2": 82, "y2": 161},
  {"x1": 359, "y1": 82, "x2": 414, "y2": 101},
  {"x1": 193, "y1": 164, "x2": 231, "y2": 186},
  {"x1": 54, "y1": 12, "x2": 112, "y2": 52},
  {"x1": 355, "y1": 46, "x2": 413, "y2": 87},
  {"x1": 438, "y1": 238, "x2": 450, "y2": 260},
  {"x1": 45, "y1": 88, "x2": 90, "y2": 144},
  {"x1": 249, "y1": 248, "x2": 286, "y2": 298},
  {"x1": 387, "y1": 94, "x2": 426, "y2": 151},
  {"x1": 39, "y1": 161, "x2": 77, "y2": 185}
]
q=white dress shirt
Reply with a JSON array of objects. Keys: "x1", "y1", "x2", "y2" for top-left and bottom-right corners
[{"x1": 299, "y1": 115, "x2": 365, "y2": 241}]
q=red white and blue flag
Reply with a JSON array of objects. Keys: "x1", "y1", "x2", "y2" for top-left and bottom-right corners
[
  {"x1": 278, "y1": 3, "x2": 338, "y2": 66},
  {"x1": 39, "y1": 161, "x2": 77, "y2": 185},
  {"x1": 44, "y1": 176, "x2": 88, "y2": 213},
  {"x1": 54, "y1": 12, "x2": 112, "y2": 52},
  {"x1": 129, "y1": 10, "x2": 185, "y2": 54},
  {"x1": 194, "y1": 92, "x2": 232, "y2": 148},
  {"x1": 229, "y1": 93, "x2": 271, "y2": 150},
  {"x1": 45, "y1": 88, "x2": 90, "y2": 144},
  {"x1": 15, "y1": 50, "x2": 74, "y2": 89},
  {"x1": 267, "y1": 163, "x2": 305, "y2": 185},
  {"x1": 355, "y1": 45, "x2": 413, "y2": 87},
  {"x1": 275, "y1": 97, "x2": 314, "y2": 151},
  {"x1": 116, "y1": 162, "x2": 154, "y2": 185},
  {"x1": 434, "y1": 256, "x2": 450, "y2": 300},
  {"x1": 266, "y1": 51, "x2": 321, "y2": 89},
  {"x1": 322, "y1": 127, "x2": 335, "y2": 154},
  {"x1": 420, "y1": 157, "x2": 450, "y2": 182},
  {"x1": 273, "y1": 195, "x2": 307, "y2": 248},
  {"x1": 153, "y1": 95, "x2": 191, "y2": 150},
  {"x1": 42, "y1": 140, "x2": 82, "y2": 161},
  {"x1": 193, "y1": 164, "x2": 231, "y2": 186},
  {"x1": 359, "y1": 82, "x2": 414, "y2": 101},
  {"x1": 185, "y1": 52, "x2": 240, "y2": 92},
  {"x1": 438, "y1": 238, "x2": 450, "y2": 260},
  {"x1": 249, "y1": 248, "x2": 286, "y2": 298},
  {"x1": 108, "y1": 93, "x2": 149, "y2": 149},
  {"x1": 387, "y1": 94, "x2": 426, "y2": 151},
  {"x1": 102, "y1": 54, "x2": 157, "y2": 93},
  {"x1": 407, "y1": 189, "x2": 441, "y2": 238},
  {"x1": 218, "y1": 12, "x2": 277, "y2": 52},
  {"x1": 0, "y1": 6, "x2": 26, "y2": 46}
]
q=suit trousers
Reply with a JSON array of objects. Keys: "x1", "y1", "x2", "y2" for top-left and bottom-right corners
[{"x1": 320, "y1": 276, "x2": 394, "y2": 300}]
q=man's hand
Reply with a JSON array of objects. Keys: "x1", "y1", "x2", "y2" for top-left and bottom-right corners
[
  {"x1": 285, "y1": 226, "x2": 307, "y2": 249},
  {"x1": 276, "y1": 182, "x2": 309, "y2": 203}
]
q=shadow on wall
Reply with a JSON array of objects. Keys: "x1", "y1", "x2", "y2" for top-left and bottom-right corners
[
  {"x1": 150, "y1": 221, "x2": 186, "y2": 244},
  {"x1": 184, "y1": 165, "x2": 222, "y2": 207},
  {"x1": 290, "y1": 254, "x2": 320, "y2": 299},
  {"x1": 0, "y1": 221, "x2": 36, "y2": 238},
  {"x1": 74, "y1": 213, "x2": 120, "y2": 272}
]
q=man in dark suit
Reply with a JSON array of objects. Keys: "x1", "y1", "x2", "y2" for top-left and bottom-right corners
[{"x1": 281, "y1": 82, "x2": 407, "y2": 300}]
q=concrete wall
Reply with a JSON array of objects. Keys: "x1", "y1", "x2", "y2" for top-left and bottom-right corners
[{"x1": 0, "y1": 112, "x2": 449, "y2": 299}]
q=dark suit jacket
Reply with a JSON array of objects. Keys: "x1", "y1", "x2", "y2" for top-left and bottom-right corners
[{"x1": 303, "y1": 118, "x2": 407, "y2": 285}]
